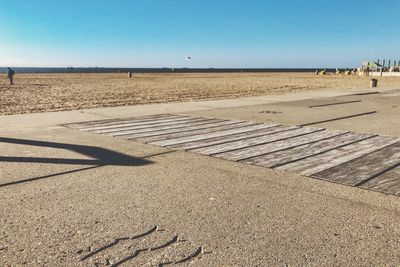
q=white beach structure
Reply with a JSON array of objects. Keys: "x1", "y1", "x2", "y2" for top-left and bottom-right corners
[{"x1": 359, "y1": 59, "x2": 400, "y2": 76}]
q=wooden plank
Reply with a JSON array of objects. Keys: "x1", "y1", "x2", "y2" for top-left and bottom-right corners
[
  {"x1": 136, "y1": 122, "x2": 253, "y2": 144},
  {"x1": 360, "y1": 167, "x2": 400, "y2": 196},
  {"x1": 91, "y1": 117, "x2": 216, "y2": 134},
  {"x1": 81, "y1": 115, "x2": 190, "y2": 131},
  {"x1": 136, "y1": 122, "x2": 277, "y2": 143},
  {"x1": 277, "y1": 136, "x2": 400, "y2": 175},
  {"x1": 82, "y1": 116, "x2": 197, "y2": 131},
  {"x1": 312, "y1": 143, "x2": 400, "y2": 186},
  {"x1": 66, "y1": 114, "x2": 178, "y2": 129},
  {"x1": 299, "y1": 111, "x2": 377, "y2": 127},
  {"x1": 243, "y1": 132, "x2": 374, "y2": 168},
  {"x1": 65, "y1": 114, "x2": 176, "y2": 128},
  {"x1": 106, "y1": 119, "x2": 223, "y2": 136},
  {"x1": 351, "y1": 91, "x2": 379, "y2": 96},
  {"x1": 116, "y1": 120, "x2": 247, "y2": 140},
  {"x1": 214, "y1": 129, "x2": 345, "y2": 162},
  {"x1": 309, "y1": 100, "x2": 361, "y2": 108},
  {"x1": 149, "y1": 123, "x2": 280, "y2": 147},
  {"x1": 191, "y1": 126, "x2": 323, "y2": 156},
  {"x1": 169, "y1": 125, "x2": 294, "y2": 150}
]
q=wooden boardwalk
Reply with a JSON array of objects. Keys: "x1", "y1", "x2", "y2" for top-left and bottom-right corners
[{"x1": 65, "y1": 114, "x2": 400, "y2": 196}]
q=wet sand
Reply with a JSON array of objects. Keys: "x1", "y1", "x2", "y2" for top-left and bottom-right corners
[{"x1": 2, "y1": 72, "x2": 400, "y2": 115}]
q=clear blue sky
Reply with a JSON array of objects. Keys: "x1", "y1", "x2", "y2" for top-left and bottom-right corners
[{"x1": 0, "y1": 0, "x2": 399, "y2": 68}]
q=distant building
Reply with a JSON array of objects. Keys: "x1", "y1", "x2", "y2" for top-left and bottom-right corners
[{"x1": 358, "y1": 60, "x2": 400, "y2": 76}]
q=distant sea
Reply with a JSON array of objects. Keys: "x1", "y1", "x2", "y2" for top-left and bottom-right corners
[{"x1": 0, "y1": 67, "x2": 343, "y2": 73}]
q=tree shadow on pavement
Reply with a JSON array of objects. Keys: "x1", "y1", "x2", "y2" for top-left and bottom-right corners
[{"x1": 0, "y1": 137, "x2": 158, "y2": 188}]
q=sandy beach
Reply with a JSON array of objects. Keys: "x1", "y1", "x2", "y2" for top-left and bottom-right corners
[{"x1": 2, "y1": 72, "x2": 400, "y2": 115}]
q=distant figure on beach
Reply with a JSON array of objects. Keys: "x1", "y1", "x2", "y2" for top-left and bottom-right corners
[{"x1": 7, "y1": 67, "x2": 15, "y2": 85}]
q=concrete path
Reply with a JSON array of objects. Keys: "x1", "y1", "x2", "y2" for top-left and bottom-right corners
[
  {"x1": 1, "y1": 87, "x2": 400, "y2": 266},
  {"x1": 0, "y1": 87, "x2": 389, "y2": 130}
]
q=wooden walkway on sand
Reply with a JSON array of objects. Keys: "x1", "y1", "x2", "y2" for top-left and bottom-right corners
[{"x1": 65, "y1": 114, "x2": 400, "y2": 196}]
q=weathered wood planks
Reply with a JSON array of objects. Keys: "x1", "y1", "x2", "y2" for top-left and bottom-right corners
[
  {"x1": 89, "y1": 117, "x2": 214, "y2": 134},
  {"x1": 308, "y1": 100, "x2": 362, "y2": 108},
  {"x1": 191, "y1": 126, "x2": 323, "y2": 156},
  {"x1": 360, "y1": 167, "x2": 400, "y2": 196},
  {"x1": 213, "y1": 129, "x2": 346, "y2": 162},
  {"x1": 64, "y1": 114, "x2": 177, "y2": 129},
  {"x1": 242, "y1": 132, "x2": 374, "y2": 168},
  {"x1": 82, "y1": 116, "x2": 198, "y2": 132},
  {"x1": 149, "y1": 123, "x2": 280, "y2": 147},
  {"x1": 118, "y1": 121, "x2": 247, "y2": 139},
  {"x1": 299, "y1": 111, "x2": 377, "y2": 127},
  {"x1": 136, "y1": 122, "x2": 262, "y2": 143},
  {"x1": 277, "y1": 136, "x2": 400, "y2": 175},
  {"x1": 101, "y1": 118, "x2": 225, "y2": 136},
  {"x1": 168, "y1": 125, "x2": 294, "y2": 150},
  {"x1": 312, "y1": 143, "x2": 400, "y2": 186},
  {"x1": 66, "y1": 113, "x2": 400, "y2": 196}
]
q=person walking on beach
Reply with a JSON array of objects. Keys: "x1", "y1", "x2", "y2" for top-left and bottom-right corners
[{"x1": 7, "y1": 67, "x2": 15, "y2": 85}]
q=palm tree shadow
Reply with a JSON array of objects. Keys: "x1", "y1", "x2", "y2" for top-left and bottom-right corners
[{"x1": 0, "y1": 137, "x2": 154, "y2": 188}]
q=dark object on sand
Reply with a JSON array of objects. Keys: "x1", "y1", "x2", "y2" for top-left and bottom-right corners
[
  {"x1": 7, "y1": 67, "x2": 15, "y2": 85},
  {"x1": 370, "y1": 78, "x2": 378, "y2": 88}
]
